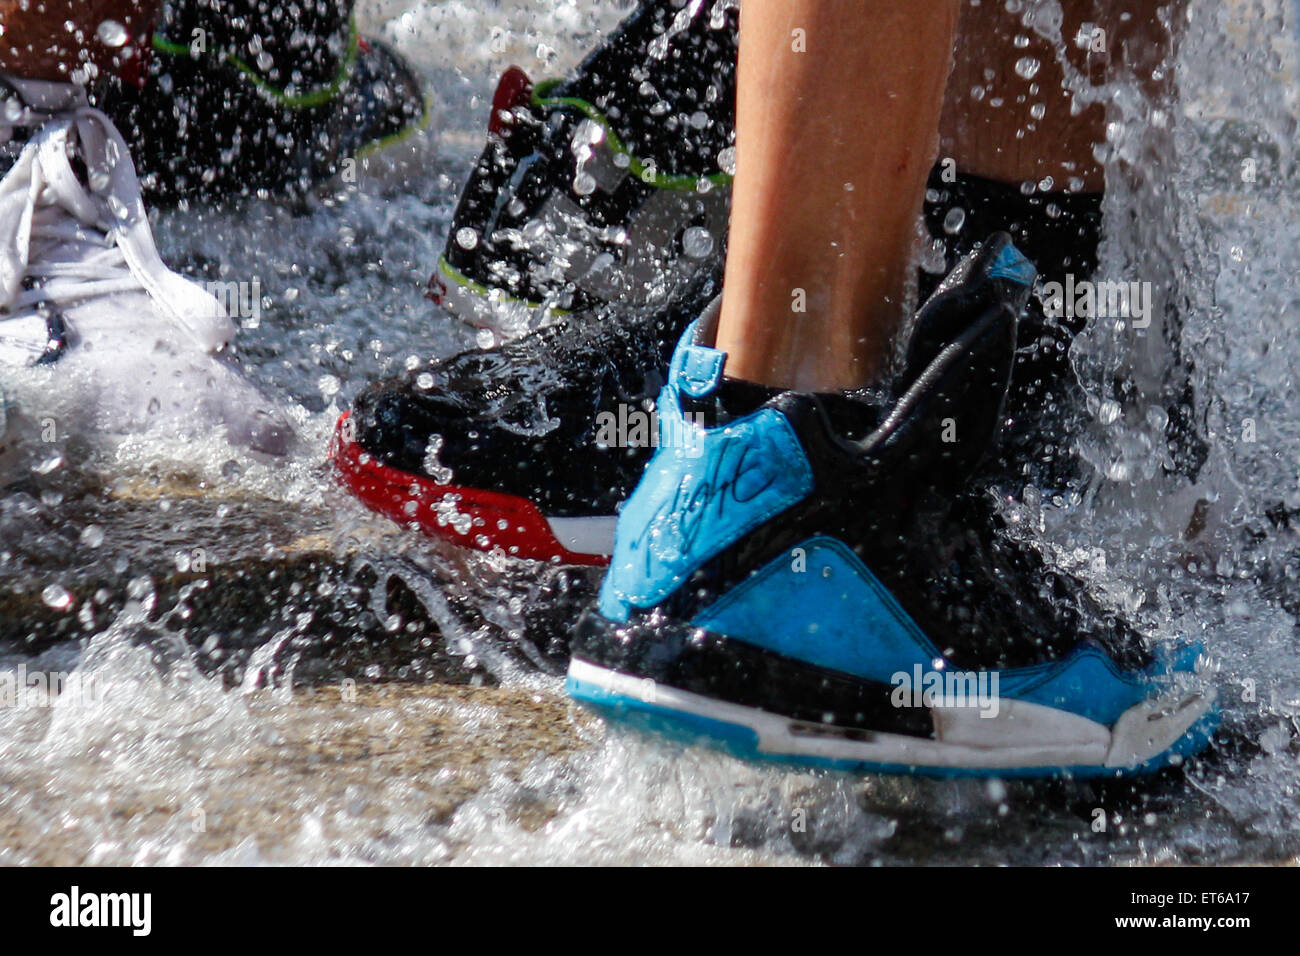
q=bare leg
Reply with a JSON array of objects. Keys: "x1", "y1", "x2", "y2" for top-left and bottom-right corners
[
  {"x1": 0, "y1": 0, "x2": 158, "y2": 81},
  {"x1": 943, "y1": 0, "x2": 1104, "y2": 194},
  {"x1": 715, "y1": 0, "x2": 961, "y2": 391}
]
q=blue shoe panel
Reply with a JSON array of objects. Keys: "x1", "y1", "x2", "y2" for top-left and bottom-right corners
[
  {"x1": 997, "y1": 646, "x2": 1153, "y2": 726},
  {"x1": 691, "y1": 536, "x2": 942, "y2": 685},
  {"x1": 599, "y1": 387, "x2": 814, "y2": 622},
  {"x1": 688, "y1": 534, "x2": 1198, "y2": 728}
]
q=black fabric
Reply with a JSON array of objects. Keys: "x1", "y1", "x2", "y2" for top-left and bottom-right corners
[
  {"x1": 157, "y1": 0, "x2": 355, "y2": 90},
  {"x1": 441, "y1": 0, "x2": 738, "y2": 312},
  {"x1": 353, "y1": 269, "x2": 721, "y2": 516},
  {"x1": 921, "y1": 170, "x2": 1103, "y2": 490}
]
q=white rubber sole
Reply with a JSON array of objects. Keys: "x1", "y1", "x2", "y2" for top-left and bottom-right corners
[
  {"x1": 568, "y1": 658, "x2": 1217, "y2": 774},
  {"x1": 544, "y1": 515, "x2": 616, "y2": 558}
]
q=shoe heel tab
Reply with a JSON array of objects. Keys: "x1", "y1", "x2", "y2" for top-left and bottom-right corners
[
  {"x1": 669, "y1": 295, "x2": 726, "y2": 398},
  {"x1": 984, "y1": 233, "x2": 1037, "y2": 287}
]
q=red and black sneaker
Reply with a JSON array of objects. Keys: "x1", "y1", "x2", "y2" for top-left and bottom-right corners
[{"x1": 333, "y1": 274, "x2": 718, "y2": 564}]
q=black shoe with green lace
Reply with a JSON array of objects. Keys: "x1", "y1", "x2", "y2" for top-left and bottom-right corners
[
  {"x1": 429, "y1": 0, "x2": 738, "y2": 339},
  {"x1": 95, "y1": 0, "x2": 427, "y2": 202}
]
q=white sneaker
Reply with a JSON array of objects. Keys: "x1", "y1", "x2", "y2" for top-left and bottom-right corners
[{"x1": 0, "y1": 76, "x2": 292, "y2": 455}]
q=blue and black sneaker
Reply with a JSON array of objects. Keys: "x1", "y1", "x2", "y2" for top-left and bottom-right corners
[{"x1": 566, "y1": 234, "x2": 1218, "y2": 778}]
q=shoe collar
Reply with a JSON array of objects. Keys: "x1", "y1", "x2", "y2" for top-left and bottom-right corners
[{"x1": 663, "y1": 239, "x2": 1027, "y2": 461}]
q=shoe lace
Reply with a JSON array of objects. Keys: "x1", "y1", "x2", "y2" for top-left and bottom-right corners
[
  {"x1": 0, "y1": 102, "x2": 233, "y2": 352},
  {"x1": 12, "y1": 201, "x2": 143, "y2": 314}
]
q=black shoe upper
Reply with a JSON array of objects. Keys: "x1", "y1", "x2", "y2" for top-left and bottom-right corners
[
  {"x1": 353, "y1": 269, "x2": 722, "y2": 517},
  {"x1": 95, "y1": 0, "x2": 426, "y2": 202},
  {"x1": 440, "y1": 0, "x2": 737, "y2": 315}
]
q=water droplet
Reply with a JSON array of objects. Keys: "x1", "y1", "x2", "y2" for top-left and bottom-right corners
[
  {"x1": 1029, "y1": 102, "x2": 1047, "y2": 120},
  {"x1": 919, "y1": 237, "x2": 948, "y2": 274},
  {"x1": 574, "y1": 118, "x2": 604, "y2": 147},
  {"x1": 95, "y1": 20, "x2": 129, "y2": 48},
  {"x1": 572, "y1": 171, "x2": 597, "y2": 196},
  {"x1": 34, "y1": 455, "x2": 63, "y2": 475},
  {"x1": 717, "y1": 146, "x2": 736, "y2": 175},
  {"x1": 42, "y1": 584, "x2": 73, "y2": 610},
  {"x1": 681, "y1": 226, "x2": 713, "y2": 259},
  {"x1": 422, "y1": 435, "x2": 454, "y2": 483},
  {"x1": 455, "y1": 227, "x2": 479, "y2": 250},
  {"x1": 688, "y1": 110, "x2": 709, "y2": 130},
  {"x1": 943, "y1": 207, "x2": 966, "y2": 235},
  {"x1": 415, "y1": 372, "x2": 434, "y2": 391},
  {"x1": 1098, "y1": 399, "x2": 1122, "y2": 426},
  {"x1": 475, "y1": 328, "x2": 496, "y2": 349},
  {"x1": 80, "y1": 525, "x2": 105, "y2": 548},
  {"x1": 1014, "y1": 57, "x2": 1041, "y2": 80}
]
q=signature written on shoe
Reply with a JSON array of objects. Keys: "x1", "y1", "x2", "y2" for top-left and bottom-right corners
[{"x1": 622, "y1": 415, "x2": 812, "y2": 589}]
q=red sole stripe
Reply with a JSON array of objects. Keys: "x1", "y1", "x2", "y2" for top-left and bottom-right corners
[{"x1": 329, "y1": 411, "x2": 609, "y2": 567}]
